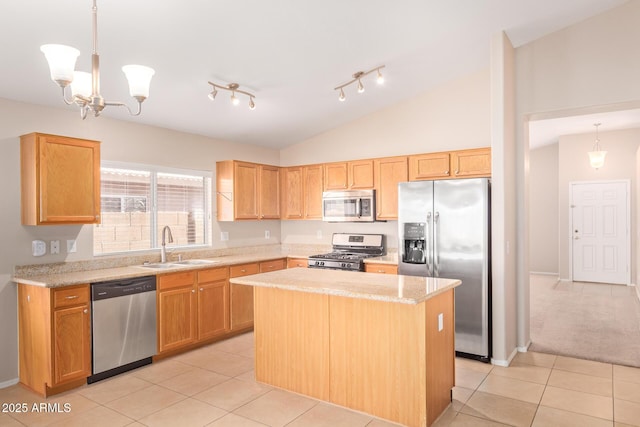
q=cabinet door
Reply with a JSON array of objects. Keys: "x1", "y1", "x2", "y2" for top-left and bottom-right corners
[
  {"x1": 287, "y1": 257, "x2": 308, "y2": 268},
  {"x1": 259, "y1": 165, "x2": 280, "y2": 219},
  {"x1": 374, "y1": 156, "x2": 408, "y2": 220},
  {"x1": 21, "y1": 133, "x2": 101, "y2": 225},
  {"x1": 53, "y1": 304, "x2": 91, "y2": 385},
  {"x1": 451, "y1": 148, "x2": 491, "y2": 178},
  {"x1": 260, "y1": 258, "x2": 286, "y2": 272},
  {"x1": 230, "y1": 263, "x2": 260, "y2": 331},
  {"x1": 324, "y1": 162, "x2": 348, "y2": 190},
  {"x1": 157, "y1": 285, "x2": 197, "y2": 353},
  {"x1": 234, "y1": 162, "x2": 260, "y2": 219},
  {"x1": 348, "y1": 160, "x2": 374, "y2": 189},
  {"x1": 197, "y1": 279, "x2": 229, "y2": 341},
  {"x1": 304, "y1": 165, "x2": 324, "y2": 219},
  {"x1": 282, "y1": 167, "x2": 304, "y2": 219},
  {"x1": 409, "y1": 153, "x2": 451, "y2": 181}
]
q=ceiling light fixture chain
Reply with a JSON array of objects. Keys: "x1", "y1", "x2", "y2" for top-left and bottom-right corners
[
  {"x1": 334, "y1": 65, "x2": 385, "y2": 102},
  {"x1": 40, "y1": 0, "x2": 155, "y2": 119},
  {"x1": 207, "y1": 81, "x2": 256, "y2": 110},
  {"x1": 587, "y1": 122, "x2": 607, "y2": 169}
]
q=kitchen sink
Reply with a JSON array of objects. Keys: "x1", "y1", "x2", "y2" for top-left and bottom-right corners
[
  {"x1": 137, "y1": 263, "x2": 182, "y2": 269},
  {"x1": 173, "y1": 259, "x2": 220, "y2": 265}
]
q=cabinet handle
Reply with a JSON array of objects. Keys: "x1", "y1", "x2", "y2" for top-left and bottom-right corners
[
  {"x1": 192, "y1": 289, "x2": 195, "y2": 293},
  {"x1": 378, "y1": 270, "x2": 385, "y2": 273},
  {"x1": 200, "y1": 288, "x2": 204, "y2": 291},
  {"x1": 444, "y1": 170, "x2": 449, "y2": 174},
  {"x1": 83, "y1": 309, "x2": 88, "y2": 314},
  {"x1": 455, "y1": 170, "x2": 459, "y2": 175},
  {"x1": 241, "y1": 269, "x2": 246, "y2": 273},
  {"x1": 65, "y1": 295, "x2": 78, "y2": 300}
]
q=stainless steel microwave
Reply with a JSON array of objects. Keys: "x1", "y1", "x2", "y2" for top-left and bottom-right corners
[{"x1": 322, "y1": 189, "x2": 376, "y2": 222}]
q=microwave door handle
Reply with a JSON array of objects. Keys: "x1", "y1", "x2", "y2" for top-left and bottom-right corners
[
  {"x1": 426, "y1": 212, "x2": 433, "y2": 276},
  {"x1": 356, "y1": 198, "x2": 362, "y2": 218}
]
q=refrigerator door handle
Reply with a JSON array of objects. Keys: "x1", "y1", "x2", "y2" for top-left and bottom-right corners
[
  {"x1": 426, "y1": 212, "x2": 433, "y2": 276},
  {"x1": 434, "y1": 211, "x2": 440, "y2": 276}
]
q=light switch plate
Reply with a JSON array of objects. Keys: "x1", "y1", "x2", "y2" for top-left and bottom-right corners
[
  {"x1": 220, "y1": 231, "x2": 229, "y2": 241},
  {"x1": 32, "y1": 240, "x2": 46, "y2": 257},
  {"x1": 67, "y1": 240, "x2": 77, "y2": 253},
  {"x1": 265, "y1": 230, "x2": 270, "y2": 239}
]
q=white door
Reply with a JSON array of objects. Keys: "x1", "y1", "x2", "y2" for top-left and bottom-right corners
[{"x1": 571, "y1": 181, "x2": 629, "y2": 285}]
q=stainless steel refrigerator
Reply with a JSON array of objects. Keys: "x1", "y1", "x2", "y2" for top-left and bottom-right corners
[{"x1": 398, "y1": 178, "x2": 491, "y2": 361}]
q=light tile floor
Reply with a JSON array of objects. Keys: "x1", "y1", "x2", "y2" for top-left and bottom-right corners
[{"x1": 2, "y1": 331, "x2": 640, "y2": 426}]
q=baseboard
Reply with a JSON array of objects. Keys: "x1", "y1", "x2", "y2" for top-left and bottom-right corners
[
  {"x1": 491, "y1": 347, "x2": 519, "y2": 367},
  {"x1": 558, "y1": 278, "x2": 571, "y2": 283},
  {"x1": 529, "y1": 271, "x2": 559, "y2": 276},
  {"x1": 636, "y1": 285, "x2": 640, "y2": 302},
  {"x1": 0, "y1": 378, "x2": 19, "y2": 389},
  {"x1": 517, "y1": 340, "x2": 532, "y2": 352}
]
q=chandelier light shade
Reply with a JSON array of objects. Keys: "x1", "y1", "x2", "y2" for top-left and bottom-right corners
[
  {"x1": 334, "y1": 65, "x2": 385, "y2": 102},
  {"x1": 40, "y1": 0, "x2": 154, "y2": 119},
  {"x1": 588, "y1": 123, "x2": 607, "y2": 169},
  {"x1": 207, "y1": 81, "x2": 256, "y2": 110}
]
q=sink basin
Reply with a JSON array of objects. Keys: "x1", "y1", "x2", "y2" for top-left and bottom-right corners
[
  {"x1": 173, "y1": 259, "x2": 220, "y2": 265},
  {"x1": 137, "y1": 263, "x2": 181, "y2": 269}
]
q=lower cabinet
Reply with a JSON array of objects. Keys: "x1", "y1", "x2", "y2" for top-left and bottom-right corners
[
  {"x1": 157, "y1": 267, "x2": 229, "y2": 355},
  {"x1": 18, "y1": 283, "x2": 91, "y2": 397},
  {"x1": 287, "y1": 257, "x2": 308, "y2": 268},
  {"x1": 364, "y1": 263, "x2": 398, "y2": 274}
]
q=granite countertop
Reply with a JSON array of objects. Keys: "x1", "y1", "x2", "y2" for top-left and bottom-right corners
[
  {"x1": 229, "y1": 268, "x2": 459, "y2": 305},
  {"x1": 13, "y1": 251, "x2": 311, "y2": 288},
  {"x1": 363, "y1": 253, "x2": 398, "y2": 265}
]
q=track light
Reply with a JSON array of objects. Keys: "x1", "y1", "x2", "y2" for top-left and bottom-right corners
[
  {"x1": 334, "y1": 65, "x2": 384, "y2": 102},
  {"x1": 207, "y1": 81, "x2": 256, "y2": 110}
]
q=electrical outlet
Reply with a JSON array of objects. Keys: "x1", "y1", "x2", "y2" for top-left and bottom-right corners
[
  {"x1": 438, "y1": 313, "x2": 444, "y2": 332},
  {"x1": 50, "y1": 240, "x2": 60, "y2": 254},
  {"x1": 67, "y1": 239, "x2": 77, "y2": 253},
  {"x1": 265, "y1": 230, "x2": 270, "y2": 239},
  {"x1": 220, "y1": 231, "x2": 229, "y2": 241}
]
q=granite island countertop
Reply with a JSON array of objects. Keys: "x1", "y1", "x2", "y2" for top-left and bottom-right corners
[{"x1": 230, "y1": 267, "x2": 460, "y2": 305}]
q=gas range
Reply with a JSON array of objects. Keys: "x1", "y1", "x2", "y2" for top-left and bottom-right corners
[{"x1": 308, "y1": 233, "x2": 386, "y2": 271}]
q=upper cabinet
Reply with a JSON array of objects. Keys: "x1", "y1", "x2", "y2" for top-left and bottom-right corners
[
  {"x1": 281, "y1": 164, "x2": 323, "y2": 220},
  {"x1": 216, "y1": 160, "x2": 280, "y2": 221},
  {"x1": 374, "y1": 156, "x2": 408, "y2": 220},
  {"x1": 324, "y1": 160, "x2": 374, "y2": 190},
  {"x1": 409, "y1": 148, "x2": 491, "y2": 181},
  {"x1": 21, "y1": 133, "x2": 101, "y2": 225}
]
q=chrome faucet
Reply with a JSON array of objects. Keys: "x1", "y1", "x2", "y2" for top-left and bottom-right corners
[{"x1": 161, "y1": 226, "x2": 174, "y2": 263}]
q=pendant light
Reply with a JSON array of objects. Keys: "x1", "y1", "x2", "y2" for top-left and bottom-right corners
[{"x1": 588, "y1": 123, "x2": 607, "y2": 169}]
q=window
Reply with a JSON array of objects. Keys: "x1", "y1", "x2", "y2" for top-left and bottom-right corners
[{"x1": 94, "y1": 163, "x2": 211, "y2": 255}]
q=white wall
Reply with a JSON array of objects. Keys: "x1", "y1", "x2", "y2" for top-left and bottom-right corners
[
  {"x1": 515, "y1": 0, "x2": 640, "y2": 355},
  {"x1": 0, "y1": 97, "x2": 281, "y2": 384},
  {"x1": 557, "y1": 128, "x2": 640, "y2": 282},
  {"x1": 529, "y1": 143, "x2": 559, "y2": 274}
]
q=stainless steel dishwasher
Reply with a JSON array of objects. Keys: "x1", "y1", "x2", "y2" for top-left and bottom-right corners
[{"x1": 88, "y1": 275, "x2": 157, "y2": 383}]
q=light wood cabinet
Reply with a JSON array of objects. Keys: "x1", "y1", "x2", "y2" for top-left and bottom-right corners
[
  {"x1": 216, "y1": 160, "x2": 280, "y2": 221},
  {"x1": 158, "y1": 268, "x2": 230, "y2": 354},
  {"x1": 451, "y1": 147, "x2": 491, "y2": 178},
  {"x1": 18, "y1": 283, "x2": 91, "y2": 397},
  {"x1": 157, "y1": 271, "x2": 198, "y2": 354},
  {"x1": 287, "y1": 257, "x2": 308, "y2": 268},
  {"x1": 20, "y1": 133, "x2": 101, "y2": 225},
  {"x1": 281, "y1": 164, "x2": 323, "y2": 220},
  {"x1": 324, "y1": 160, "x2": 374, "y2": 190},
  {"x1": 230, "y1": 262, "x2": 260, "y2": 331},
  {"x1": 409, "y1": 148, "x2": 491, "y2": 181},
  {"x1": 260, "y1": 258, "x2": 287, "y2": 272},
  {"x1": 197, "y1": 267, "x2": 230, "y2": 341},
  {"x1": 364, "y1": 263, "x2": 398, "y2": 274},
  {"x1": 374, "y1": 156, "x2": 408, "y2": 220}
]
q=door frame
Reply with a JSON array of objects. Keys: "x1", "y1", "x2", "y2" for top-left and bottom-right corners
[{"x1": 568, "y1": 179, "x2": 631, "y2": 285}]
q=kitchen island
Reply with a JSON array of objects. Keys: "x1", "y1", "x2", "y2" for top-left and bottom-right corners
[{"x1": 230, "y1": 268, "x2": 461, "y2": 427}]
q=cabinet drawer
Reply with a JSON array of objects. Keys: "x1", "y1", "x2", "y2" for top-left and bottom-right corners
[
  {"x1": 158, "y1": 271, "x2": 196, "y2": 290},
  {"x1": 364, "y1": 264, "x2": 398, "y2": 275},
  {"x1": 230, "y1": 263, "x2": 260, "y2": 278},
  {"x1": 53, "y1": 285, "x2": 89, "y2": 309},
  {"x1": 260, "y1": 259, "x2": 286, "y2": 272},
  {"x1": 198, "y1": 267, "x2": 229, "y2": 283},
  {"x1": 287, "y1": 257, "x2": 308, "y2": 268}
]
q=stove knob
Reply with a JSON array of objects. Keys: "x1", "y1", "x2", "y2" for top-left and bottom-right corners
[{"x1": 341, "y1": 263, "x2": 346, "y2": 268}]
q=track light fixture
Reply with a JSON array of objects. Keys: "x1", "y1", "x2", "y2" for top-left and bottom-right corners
[
  {"x1": 207, "y1": 81, "x2": 256, "y2": 110},
  {"x1": 334, "y1": 65, "x2": 385, "y2": 102}
]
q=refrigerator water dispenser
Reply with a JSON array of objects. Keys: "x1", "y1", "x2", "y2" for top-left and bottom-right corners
[{"x1": 402, "y1": 222, "x2": 426, "y2": 264}]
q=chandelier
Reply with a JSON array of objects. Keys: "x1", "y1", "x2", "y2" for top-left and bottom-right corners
[
  {"x1": 587, "y1": 123, "x2": 607, "y2": 169},
  {"x1": 207, "y1": 82, "x2": 256, "y2": 110},
  {"x1": 334, "y1": 65, "x2": 385, "y2": 102},
  {"x1": 40, "y1": 0, "x2": 155, "y2": 119}
]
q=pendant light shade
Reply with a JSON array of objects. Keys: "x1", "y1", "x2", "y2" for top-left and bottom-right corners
[
  {"x1": 588, "y1": 123, "x2": 606, "y2": 170},
  {"x1": 122, "y1": 65, "x2": 155, "y2": 100},
  {"x1": 40, "y1": 44, "x2": 80, "y2": 86}
]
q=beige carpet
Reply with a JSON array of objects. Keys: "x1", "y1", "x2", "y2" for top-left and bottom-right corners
[{"x1": 529, "y1": 274, "x2": 640, "y2": 367}]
